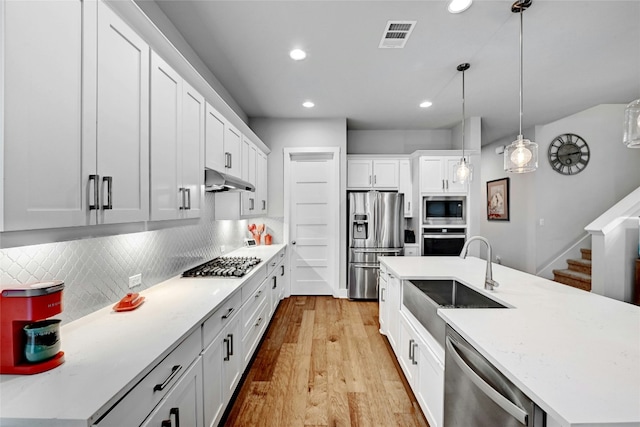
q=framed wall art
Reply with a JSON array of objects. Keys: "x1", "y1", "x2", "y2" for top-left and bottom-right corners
[{"x1": 487, "y1": 177, "x2": 510, "y2": 221}]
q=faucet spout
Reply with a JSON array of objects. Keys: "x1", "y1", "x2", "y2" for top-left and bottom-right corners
[{"x1": 459, "y1": 236, "x2": 499, "y2": 291}]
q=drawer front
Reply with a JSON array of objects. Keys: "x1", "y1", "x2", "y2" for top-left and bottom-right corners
[
  {"x1": 241, "y1": 265, "x2": 266, "y2": 304},
  {"x1": 241, "y1": 299, "x2": 269, "y2": 368},
  {"x1": 242, "y1": 279, "x2": 268, "y2": 338},
  {"x1": 96, "y1": 329, "x2": 201, "y2": 426},
  {"x1": 202, "y1": 290, "x2": 242, "y2": 348}
]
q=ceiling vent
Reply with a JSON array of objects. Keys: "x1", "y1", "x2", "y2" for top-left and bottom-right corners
[{"x1": 379, "y1": 20, "x2": 417, "y2": 49}]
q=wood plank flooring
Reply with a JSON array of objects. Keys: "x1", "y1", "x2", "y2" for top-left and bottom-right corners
[{"x1": 223, "y1": 296, "x2": 429, "y2": 427}]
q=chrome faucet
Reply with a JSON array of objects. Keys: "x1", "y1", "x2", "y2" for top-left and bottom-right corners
[{"x1": 459, "y1": 236, "x2": 499, "y2": 291}]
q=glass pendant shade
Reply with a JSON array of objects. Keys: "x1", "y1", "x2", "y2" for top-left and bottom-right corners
[
  {"x1": 504, "y1": 135, "x2": 538, "y2": 173},
  {"x1": 623, "y1": 98, "x2": 640, "y2": 148},
  {"x1": 453, "y1": 158, "x2": 473, "y2": 184}
]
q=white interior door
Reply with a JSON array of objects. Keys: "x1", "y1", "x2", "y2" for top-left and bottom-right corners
[{"x1": 285, "y1": 148, "x2": 340, "y2": 296}]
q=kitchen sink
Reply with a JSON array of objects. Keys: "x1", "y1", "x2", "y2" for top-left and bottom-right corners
[{"x1": 403, "y1": 279, "x2": 507, "y2": 348}]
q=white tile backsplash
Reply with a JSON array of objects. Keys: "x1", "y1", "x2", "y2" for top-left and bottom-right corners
[{"x1": 0, "y1": 193, "x2": 283, "y2": 323}]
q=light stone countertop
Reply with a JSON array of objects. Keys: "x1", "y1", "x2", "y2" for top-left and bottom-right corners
[
  {"x1": 0, "y1": 244, "x2": 285, "y2": 427},
  {"x1": 379, "y1": 255, "x2": 640, "y2": 427}
]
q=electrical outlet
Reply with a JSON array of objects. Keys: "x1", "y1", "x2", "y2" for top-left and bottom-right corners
[
  {"x1": 221, "y1": 245, "x2": 225, "y2": 254},
  {"x1": 129, "y1": 273, "x2": 142, "y2": 288}
]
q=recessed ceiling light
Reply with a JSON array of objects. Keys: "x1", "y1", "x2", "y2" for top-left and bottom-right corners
[
  {"x1": 302, "y1": 101, "x2": 315, "y2": 108},
  {"x1": 419, "y1": 101, "x2": 433, "y2": 108},
  {"x1": 448, "y1": 0, "x2": 473, "y2": 14},
  {"x1": 289, "y1": 49, "x2": 307, "y2": 61}
]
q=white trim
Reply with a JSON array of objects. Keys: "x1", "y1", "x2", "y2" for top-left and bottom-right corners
[{"x1": 284, "y1": 147, "x2": 341, "y2": 297}]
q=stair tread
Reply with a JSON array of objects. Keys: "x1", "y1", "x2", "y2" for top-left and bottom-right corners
[
  {"x1": 567, "y1": 258, "x2": 592, "y2": 266},
  {"x1": 553, "y1": 269, "x2": 592, "y2": 281}
]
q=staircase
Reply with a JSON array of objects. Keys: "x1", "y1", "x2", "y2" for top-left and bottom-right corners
[{"x1": 553, "y1": 249, "x2": 592, "y2": 291}]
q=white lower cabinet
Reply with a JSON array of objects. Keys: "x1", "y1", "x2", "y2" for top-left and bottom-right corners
[
  {"x1": 141, "y1": 357, "x2": 204, "y2": 427},
  {"x1": 378, "y1": 264, "x2": 389, "y2": 335},
  {"x1": 268, "y1": 248, "x2": 287, "y2": 318},
  {"x1": 202, "y1": 306, "x2": 243, "y2": 427},
  {"x1": 397, "y1": 312, "x2": 444, "y2": 427},
  {"x1": 386, "y1": 273, "x2": 401, "y2": 352}
]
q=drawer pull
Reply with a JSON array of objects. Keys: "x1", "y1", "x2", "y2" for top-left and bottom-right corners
[
  {"x1": 154, "y1": 364, "x2": 182, "y2": 392},
  {"x1": 162, "y1": 420, "x2": 171, "y2": 427},
  {"x1": 221, "y1": 307, "x2": 234, "y2": 319},
  {"x1": 170, "y1": 407, "x2": 180, "y2": 427},
  {"x1": 228, "y1": 333, "x2": 234, "y2": 356},
  {"x1": 255, "y1": 317, "x2": 263, "y2": 327},
  {"x1": 271, "y1": 261, "x2": 276, "y2": 267},
  {"x1": 281, "y1": 265, "x2": 284, "y2": 276},
  {"x1": 255, "y1": 290, "x2": 262, "y2": 299}
]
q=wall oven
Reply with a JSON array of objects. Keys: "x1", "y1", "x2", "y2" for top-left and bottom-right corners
[
  {"x1": 422, "y1": 228, "x2": 466, "y2": 256},
  {"x1": 423, "y1": 196, "x2": 466, "y2": 225}
]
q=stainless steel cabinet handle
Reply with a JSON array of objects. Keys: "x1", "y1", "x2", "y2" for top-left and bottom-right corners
[
  {"x1": 352, "y1": 264, "x2": 380, "y2": 268},
  {"x1": 153, "y1": 365, "x2": 182, "y2": 392},
  {"x1": 272, "y1": 276, "x2": 277, "y2": 289},
  {"x1": 249, "y1": 198, "x2": 254, "y2": 210},
  {"x1": 409, "y1": 339, "x2": 415, "y2": 362},
  {"x1": 446, "y1": 179, "x2": 449, "y2": 190},
  {"x1": 446, "y1": 336, "x2": 529, "y2": 425},
  {"x1": 280, "y1": 265, "x2": 284, "y2": 276},
  {"x1": 254, "y1": 317, "x2": 263, "y2": 327},
  {"x1": 369, "y1": 175, "x2": 372, "y2": 185},
  {"x1": 408, "y1": 201, "x2": 411, "y2": 211},
  {"x1": 374, "y1": 175, "x2": 377, "y2": 185},
  {"x1": 223, "y1": 336, "x2": 230, "y2": 361},
  {"x1": 228, "y1": 333, "x2": 234, "y2": 356},
  {"x1": 271, "y1": 261, "x2": 277, "y2": 267},
  {"x1": 102, "y1": 176, "x2": 113, "y2": 210},
  {"x1": 412, "y1": 343, "x2": 418, "y2": 365},
  {"x1": 380, "y1": 287, "x2": 386, "y2": 302},
  {"x1": 255, "y1": 290, "x2": 262, "y2": 299},
  {"x1": 179, "y1": 188, "x2": 185, "y2": 210},
  {"x1": 89, "y1": 175, "x2": 99, "y2": 210},
  {"x1": 221, "y1": 307, "x2": 234, "y2": 319},
  {"x1": 442, "y1": 179, "x2": 445, "y2": 190},
  {"x1": 185, "y1": 188, "x2": 191, "y2": 210},
  {"x1": 228, "y1": 153, "x2": 232, "y2": 169},
  {"x1": 170, "y1": 407, "x2": 180, "y2": 427}
]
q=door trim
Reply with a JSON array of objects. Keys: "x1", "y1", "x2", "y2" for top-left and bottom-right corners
[{"x1": 284, "y1": 147, "x2": 341, "y2": 297}]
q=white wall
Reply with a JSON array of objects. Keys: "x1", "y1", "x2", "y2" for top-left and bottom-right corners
[
  {"x1": 481, "y1": 104, "x2": 640, "y2": 277},
  {"x1": 249, "y1": 118, "x2": 348, "y2": 291},
  {"x1": 347, "y1": 129, "x2": 452, "y2": 154}
]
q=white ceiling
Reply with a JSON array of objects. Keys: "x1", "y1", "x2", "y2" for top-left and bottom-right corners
[{"x1": 151, "y1": 0, "x2": 640, "y2": 145}]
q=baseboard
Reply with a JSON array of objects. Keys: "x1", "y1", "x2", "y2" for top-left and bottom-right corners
[{"x1": 335, "y1": 288, "x2": 348, "y2": 298}]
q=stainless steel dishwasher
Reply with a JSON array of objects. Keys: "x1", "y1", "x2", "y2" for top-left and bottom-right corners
[{"x1": 444, "y1": 326, "x2": 546, "y2": 427}]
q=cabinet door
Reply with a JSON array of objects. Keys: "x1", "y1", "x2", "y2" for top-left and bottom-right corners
[
  {"x1": 420, "y1": 157, "x2": 445, "y2": 193},
  {"x1": 378, "y1": 270, "x2": 388, "y2": 335},
  {"x1": 415, "y1": 337, "x2": 444, "y2": 427},
  {"x1": 150, "y1": 52, "x2": 181, "y2": 221},
  {"x1": 387, "y1": 274, "x2": 401, "y2": 352},
  {"x1": 204, "y1": 103, "x2": 226, "y2": 172},
  {"x1": 141, "y1": 358, "x2": 204, "y2": 427},
  {"x1": 223, "y1": 311, "x2": 243, "y2": 402},
  {"x1": 398, "y1": 315, "x2": 418, "y2": 385},
  {"x1": 372, "y1": 160, "x2": 399, "y2": 188},
  {"x1": 3, "y1": 0, "x2": 95, "y2": 231},
  {"x1": 96, "y1": 1, "x2": 149, "y2": 224},
  {"x1": 241, "y1": 139, "x2": 257, "y2": 216},
  {"x1": 347, "y1": 160, "x2": 373, "y2": 188},
  {"x1": 202, "y1": 333, "x2": 226, "y2": 427},
  {"x1": 398, "y1": 159, "x2": 413, "y2": 217},
  {"x1": 445, "y1": 157, "x2": 468, "y2": 193},
  {"x1": 225, "y1": 125, "x2": 242, "y2": 179},
  {"x1": 181, "y1": 82, "x2": 205, "y2": 219},
  {"x1": 257, "y1": 151, "x2": 269, "y2": 215}
]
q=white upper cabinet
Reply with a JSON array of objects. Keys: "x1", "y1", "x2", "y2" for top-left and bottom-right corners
[
  {"x1": 2, "y1": 0, "x2": 150, "y2": 231},
  {"x1": 398, "y1": 159, "x2": 413, "y2": 217},
  {"x1": 241, "y1": 137, "x2": 258, "y2": 216},
  {"x1": 150, "y1": 52, "x2": 204, "y2": 221},
  {"x1": 204, "y1": 103, "x2": 226, "y2": 173},
  {"x1": 225, "y1": 125, "x2": 243, "y2": 179},
  {"x1": 96, "y1": 1, "x2": 150, "y2": 224},
  {"x1": 419, "y1": 156, "x2": 467, "y2": 194},
  {"x1": 2, "y1": 0, "x2": 91, "y2": 231},
  {"x1": 256, "y1": 151, "x2": 268, "y2": 215},
  {"x1": 347, "y1": 158, "x2": 399, "y2": 189}
]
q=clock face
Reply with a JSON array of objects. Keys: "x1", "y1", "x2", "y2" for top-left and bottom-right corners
[{"x1": 548, "y1": 133, "x2": 590, "y2": 175}]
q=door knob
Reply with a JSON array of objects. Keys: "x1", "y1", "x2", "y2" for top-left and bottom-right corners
[{"x1": 291, "y1": 241, "x2": 296, "y2": 245}]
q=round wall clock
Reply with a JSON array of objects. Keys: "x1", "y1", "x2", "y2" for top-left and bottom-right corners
[{"x1": 547, "y1": 133, "x2": 590, "y2": 175}]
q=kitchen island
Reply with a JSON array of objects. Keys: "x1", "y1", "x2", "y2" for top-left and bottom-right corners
[
  {"x1": 0, "y1": 244, "x2": 286, "y2": 427},
  {"x1": 380, "y1": 255, "x2": 640, "y2": 427}
]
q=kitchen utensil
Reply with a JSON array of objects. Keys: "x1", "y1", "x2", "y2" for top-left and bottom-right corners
[{"x1": 23, "y1": 319, "x2": 62, "y2": 363}]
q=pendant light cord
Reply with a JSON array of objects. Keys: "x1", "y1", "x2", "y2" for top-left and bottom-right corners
[
  {"x1": 462, "y1": 68, "x2": 466, "y2": 159},
  {"x1": 519, "y1": 8, "x2": 523, "y2": 138}
]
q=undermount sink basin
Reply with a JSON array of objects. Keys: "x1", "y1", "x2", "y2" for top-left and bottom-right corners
[{"x1": 403, "y1": 279, "x2": 507, "y2": 348}]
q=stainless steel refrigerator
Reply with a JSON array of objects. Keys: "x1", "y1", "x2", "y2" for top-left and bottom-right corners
[{"x1": 348, "y1": 191, "x2": 404, "y2": 299}]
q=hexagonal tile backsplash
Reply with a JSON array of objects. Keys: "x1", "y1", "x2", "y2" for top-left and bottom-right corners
[{"x1": 0, "y1": 194, "x2": 283, "y2": 323}]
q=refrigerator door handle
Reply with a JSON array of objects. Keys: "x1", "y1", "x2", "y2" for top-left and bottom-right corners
[
  {"x1": 353, "y1": 248, "x2": 403, "y2": 253},
  {"x1": 352, "y1": 264, "x2": 380, "y2": 268}
]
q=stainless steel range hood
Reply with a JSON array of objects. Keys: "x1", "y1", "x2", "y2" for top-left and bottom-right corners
[{"x1": 205, "y1": 169, "x2": 255, "y2": 192}]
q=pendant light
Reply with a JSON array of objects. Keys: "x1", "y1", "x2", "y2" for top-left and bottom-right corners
[
  {"x1": 504, "y1": 0, "x2": 538, "y2": 173},
  {"x1": 453, "y1": 63, "x2": 472, "y2": 184},
  {"x1": 623, "y1": 98, "x2": 640, "y2": 147}
]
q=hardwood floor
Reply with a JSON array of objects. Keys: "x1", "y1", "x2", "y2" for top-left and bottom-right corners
[{"x1": 223, "y1": 296, "x2": 429, "y2": 427}]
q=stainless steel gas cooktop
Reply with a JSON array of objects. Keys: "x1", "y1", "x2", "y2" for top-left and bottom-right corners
[{"x1": 182, "y1": 256, "x2": 261, "y2": 278}]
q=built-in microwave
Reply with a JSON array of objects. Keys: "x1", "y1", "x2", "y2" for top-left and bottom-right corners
[{"x1": 423, "y1": 196, "x2": 466, "y2": 225}]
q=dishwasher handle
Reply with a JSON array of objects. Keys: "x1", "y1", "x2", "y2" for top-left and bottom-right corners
[{"x1": 446, "y1": 336, "x2": 529, "y2": 425}]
